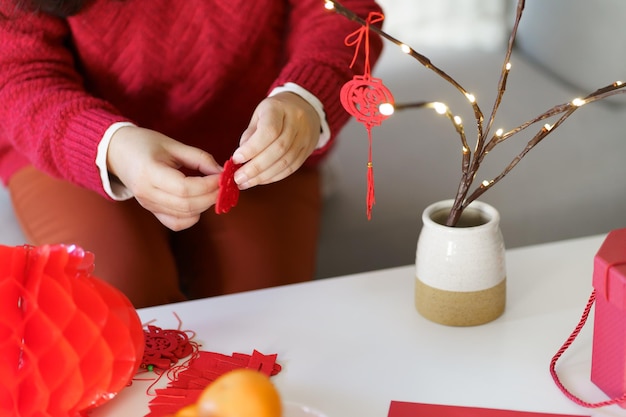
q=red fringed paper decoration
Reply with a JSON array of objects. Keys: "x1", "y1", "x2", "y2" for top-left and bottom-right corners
[
  {"x1": 0, "y1": 244, "x2": 144, "y2": 417},
  {"x1": 215, "y1": 157, "x2": 243, "y2": 214},
  {"x1": 145, "y1": 350, "x2": 281, "y2": 417},
  {"x1": 340, "y1": 11, "x2": 394, "y2": 220}
]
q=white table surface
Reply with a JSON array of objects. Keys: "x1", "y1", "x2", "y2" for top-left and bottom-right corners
[{"x1": 92, "y1": 233, "x2": 626, "y2": 417}]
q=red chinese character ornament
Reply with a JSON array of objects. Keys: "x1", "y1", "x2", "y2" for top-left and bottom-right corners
[{"x1": 340, "y1": 11, "x2": 394, "y2": 219}]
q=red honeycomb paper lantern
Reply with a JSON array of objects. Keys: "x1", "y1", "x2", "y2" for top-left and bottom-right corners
[{"x1": 0, "y1": 244, "x2": 144, "y2": 417}]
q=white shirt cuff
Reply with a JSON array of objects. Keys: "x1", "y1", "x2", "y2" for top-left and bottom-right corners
[
  {"x1": 96, "y1": 121, "x2": 136, "y2": 201},
  {"x1": 269, "y1": 82, "x2": 331, "y2": 150}
]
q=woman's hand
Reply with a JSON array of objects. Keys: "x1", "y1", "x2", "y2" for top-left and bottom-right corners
[
  {"x1": 107, "y1": 126, "x2": 223, "y2": 231},
  {"x1": 231, "y1": 92, "x2": 321, "y2": 189}
]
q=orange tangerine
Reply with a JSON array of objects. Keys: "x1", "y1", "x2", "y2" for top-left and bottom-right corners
[
  {"x1": 181, "y1": 368, "x2": 282, "y2": 417},
  {"x1": 174, "y1": 404, "x2": 200, "y2": 417}
]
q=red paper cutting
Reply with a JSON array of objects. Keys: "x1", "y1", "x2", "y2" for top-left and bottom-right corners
[
  {"x1": 142, "y1": 325, "x2": 197, "y2": 372},
  {"x1": 0, "y1": 244, "x2": 144, "y2": 417},
  {"x1": 388, "y1": 401, "x2": 589, "y2": 417},
  {"x1": 340, "y1": 75, "x2": 394, "y2": 128},
  {"x1": 145, "y1": 349, "x2": 281, "y2": 417},
  {"x1": 215, "y1": 157, "x2": 242, "y2": 214}
]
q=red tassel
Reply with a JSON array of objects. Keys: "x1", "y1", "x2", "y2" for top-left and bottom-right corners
[
  {"x1": 366, "y1": 127, "x2": 375, "y2": 220},
  {"x1": 367, "y1": 162, "x2": 375, "y2": 220}
]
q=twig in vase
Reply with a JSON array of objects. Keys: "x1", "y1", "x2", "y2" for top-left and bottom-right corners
[{"x1": 325, "y1": 0, "x2": 626, "y2": 226}]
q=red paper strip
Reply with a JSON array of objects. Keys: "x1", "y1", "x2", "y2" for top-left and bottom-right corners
[
  {"x1": 388, "y1": 401, "x2": 589, "y2": 417},
  {"x1": 215, "y1": 157, "x2": 242, "y2": 214},
  {"x1": 145, "y1": 350, "x2": 281, "y2": 417}
]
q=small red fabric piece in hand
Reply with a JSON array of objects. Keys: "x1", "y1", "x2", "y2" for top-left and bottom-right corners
[{"x1": 215, "y1": 157, "x2": 242, "y2": 214}]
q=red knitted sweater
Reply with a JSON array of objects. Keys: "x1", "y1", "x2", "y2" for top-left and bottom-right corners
[{"x1": 0, "y1": 0, "x2": 382, "y2": 198}]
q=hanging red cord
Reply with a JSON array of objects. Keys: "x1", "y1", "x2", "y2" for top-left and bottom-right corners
[{"x1": 340, "y1": 12, "x2": 394, "y2": 219}]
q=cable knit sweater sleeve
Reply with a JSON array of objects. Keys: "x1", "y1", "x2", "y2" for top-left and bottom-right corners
[
  {"x1": 0, "y1": 7, "x2": 129, "y2": 195},
  {"x1": 0, "y1": 0, "x2": 383, "y2": 194},
  {"x1": 271, "y1": 0, "x2": 384, "y2": 164}
]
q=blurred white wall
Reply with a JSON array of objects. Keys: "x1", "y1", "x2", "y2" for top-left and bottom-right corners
[{"x1": 376, "y1": 0, "x2": 511, "y2": 51}]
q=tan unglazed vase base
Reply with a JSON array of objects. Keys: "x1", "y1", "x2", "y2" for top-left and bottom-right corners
[{"x1": 415, "y1": 277, "x2": 506, "y2": 326}]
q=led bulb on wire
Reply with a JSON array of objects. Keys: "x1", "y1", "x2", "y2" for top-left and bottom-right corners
[
  {"x1": 432, "y1": 102, "x2": 448, "y2": 114},
  {"x1": 379, "y1": 102, "x2": 395, "y2": 116}
]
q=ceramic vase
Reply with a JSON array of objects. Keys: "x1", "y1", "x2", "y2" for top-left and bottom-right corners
[{"x1": 415, "y1": 199, "x2": 506, "y2": 326}]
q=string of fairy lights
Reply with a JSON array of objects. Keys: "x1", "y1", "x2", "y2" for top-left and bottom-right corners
[{"x1": 325, "y1": 0, "x2": 626, "y2": 226}]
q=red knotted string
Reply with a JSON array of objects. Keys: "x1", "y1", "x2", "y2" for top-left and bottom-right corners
[
  {"x1": 340, "y1": 12, "x2": 393, "y2": 220},
  {"x1": 344, "y1": 12, "x2": 384, "y2": 76}
]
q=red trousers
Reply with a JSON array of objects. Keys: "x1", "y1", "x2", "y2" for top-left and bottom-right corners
[{"x1": 8, "y1": 165, "x2": 321, "y2": 308}]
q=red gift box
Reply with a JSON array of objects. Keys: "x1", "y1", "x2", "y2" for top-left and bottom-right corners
[{"x1": 591, "y1": 228, "x2": 626, "y2": 406}]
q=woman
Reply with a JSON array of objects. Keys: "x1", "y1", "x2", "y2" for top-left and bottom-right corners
[{"x1": 0, "y1": 0, "x2": 383, "y2": 307}]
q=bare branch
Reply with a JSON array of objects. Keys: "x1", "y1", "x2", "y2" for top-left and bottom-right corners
[{"x1": 327, "y1": 0, "x2": 625, "y2": 226}]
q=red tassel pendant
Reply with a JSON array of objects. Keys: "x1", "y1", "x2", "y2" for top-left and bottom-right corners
[
  {"x1": 339, "y1": 12, "x2": 394, "y2": 219},
  {"x1": 366, "y1": 128, "x2": 376, "y2": 219}
]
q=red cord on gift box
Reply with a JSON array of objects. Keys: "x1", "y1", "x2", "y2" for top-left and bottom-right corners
[{"x1": 550, "y1": 259, "x2": 626, "y2": 409}]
